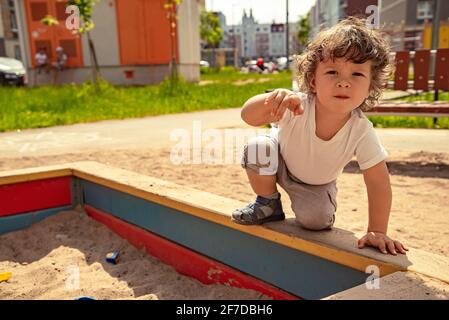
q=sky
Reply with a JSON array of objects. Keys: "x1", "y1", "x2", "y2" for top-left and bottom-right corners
[{"x1": 205, "y1": 0, "x2": 316, "y2": 26}]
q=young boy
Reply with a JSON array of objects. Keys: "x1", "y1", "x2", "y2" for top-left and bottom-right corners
[{"x1": 232, "y1": 17, "x2": 408, "y2": 256}]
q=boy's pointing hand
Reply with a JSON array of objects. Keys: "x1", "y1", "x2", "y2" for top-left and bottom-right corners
[{"x1": 265, "y1": 89, "x2": 304, "y2": 121}]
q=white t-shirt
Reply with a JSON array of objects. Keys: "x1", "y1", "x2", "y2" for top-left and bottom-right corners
[
  {"x1": 35, "y1": 52, "x2": 48, "y2": 65},
  {"x1": 271, "y1": 92, "x2": 388, "y2": 185}
]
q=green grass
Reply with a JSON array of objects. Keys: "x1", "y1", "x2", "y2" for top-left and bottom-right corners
[
  {"x1": 368, "y1": 116, "x2": 449, "y2": 129},
  {"x1": 0, "y1": 69, "x2": 448, "y2": 132},
  {"x1": 391, "y1": 91, "x2": 449, "y2": 102},
  {"x1": 0, "y1": 71, "x2": 291, "y2": 132}
]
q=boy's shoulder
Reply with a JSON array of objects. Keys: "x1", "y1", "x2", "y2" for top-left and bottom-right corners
[{"x1": 349, "y1": 107, "x2": 377, "y2": 139}]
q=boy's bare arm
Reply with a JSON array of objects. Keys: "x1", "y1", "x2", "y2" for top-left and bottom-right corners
[
  {"x1": 364, "y1": 160, "x2": 392, "y2": 234},
  {"x1": 241, "y1": 89, "x2": 303, "y2": 127},
  {"x1": 359, "y1": 160, "x2": 408, "y2": 255},
  {"x1": 241, "y1": 93, "x2": 277, "y2": 126}
]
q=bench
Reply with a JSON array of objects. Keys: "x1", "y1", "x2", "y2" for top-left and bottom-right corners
[{"x1": 366, "y1": 48, "x2": 449, "y2": 121}]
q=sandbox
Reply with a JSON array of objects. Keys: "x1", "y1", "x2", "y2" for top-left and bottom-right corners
[{"x1": 1, "y1": 162, "x2": 448, "y2": 300}]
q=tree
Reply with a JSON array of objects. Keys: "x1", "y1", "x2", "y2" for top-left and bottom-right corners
[
  {"x1": 297, "y1": 12, "x2": 311, "y2": 52},
  {"x1": 67, "y1": 0, "x2": 101, "y2": 83},
  {"x1": 164, "y1": 0, "x2": 183, "y2": 93},
  {"x1": 200, "y1": 10, "x2": 223, "y2": 69},
  {"x1": 200, "y1": 10, "x2": 223, "y2": 49}
]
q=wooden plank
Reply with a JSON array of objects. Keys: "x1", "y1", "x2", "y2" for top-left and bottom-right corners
[
  {"x1": 0, "y1": 167, "x2": 72, "y2": 186},
  {"x1": 435, "y1": 48, "x2": 449, "y2": 91},
  {"x1": 0, "y1": 177, "x2": 72, "y2": 217},
  {"x1": 0, "y1": 205, "x2": 74, "y2": 235},
  {"x1": 394, "y1": 52, "x2": 410, "y2": 91},
  {"x1": 370, "y1": 104, "x2": 449, "y2": 114},
  {"x1": 84, "y1": 204, "x2": 299, "y2": 300},
  {"x1": 413, "y1": 50, "x2": 431, "y2": 91},
  {"x1": 323, "y1": 271, "x2": 449, "y2": 300}
]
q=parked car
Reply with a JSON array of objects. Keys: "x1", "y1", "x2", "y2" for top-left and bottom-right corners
[
  {"x1": 0, "y1": 57, "x2": 26, "y2": 86},
  {"x1": 276, "y1": 57, "x2": 288, "y2": 71},
  {"x1": 200, "y1": 60, "x2": 210, "y2": 68}
]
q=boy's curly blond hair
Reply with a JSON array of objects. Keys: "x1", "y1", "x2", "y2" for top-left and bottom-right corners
[{"x1": 296, "y1": 16, "x2": 394, "y2": 111}]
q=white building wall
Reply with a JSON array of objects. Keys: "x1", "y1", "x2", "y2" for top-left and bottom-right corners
[
  {"x1": 82, "y1": 0, "x2": 120, "y2": 67},
  {"x1": 225, "y1": 19, "x2": 297, "y2": 60},
  {"x1": 0, "y1": 3, "x2": 5, "y2": 38},
  {"x1": 14, "y1": 0, "x2": 30, "y2": 67},
  {"x1": 270, "y1": 31, "x2": 285, "y2": 57},
  {"x1": 177, "y1": 0, "x2": 200, "y2": 82}
]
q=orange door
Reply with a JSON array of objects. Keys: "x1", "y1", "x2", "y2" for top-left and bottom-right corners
[
  {"x1": 115, "y1": 0, "x2": 148, "y2": 64},
  {"x1": 24, "y1": 0, "x2": 83, "y2": 67},
  {"x1": 144, "y1": 0, "x2": 176, "y2": 64},
  {"x1": 116, "y1": 0, "x2": 178, "y2": 65},
  {"x1": 53, "y1": 0, "x2": 84, "y2": 67}
]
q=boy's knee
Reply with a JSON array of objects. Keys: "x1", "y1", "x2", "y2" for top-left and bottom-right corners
[
  {"x1": 294, "y1": 207, "x2": 335, "y2": 231},
  {"x1": 241, "y1": 136, "x2": 278, "y2": 175}
]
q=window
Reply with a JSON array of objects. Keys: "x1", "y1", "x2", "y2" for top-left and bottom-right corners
[
  {"x1": 10, "y1": 10, "x2": 18, "y2": 39},
  {"x1": 30, "y1": 2, "x2": 48, "y2": 21},
  {"x1": 34, "y1": 40, "x2": 53, "y2": 59},
  {"x1": 0, "y1": 39, "x2": 5, "y2": 57},
  {"x1": 6, "y1": 0, "x2": 18, "y2": 38},
  {"x1": 59, "y1": 39, "x2": 77, "y2": 57},
  {"x1": 417, "y1": 0, "x2": 433, "y2": 20},
  {"x1": 56, "y1": 1, "x2": 69, "y2": 21},
  {"x1": 14, "y1": 45, "x2": 22, "y2": 61}
]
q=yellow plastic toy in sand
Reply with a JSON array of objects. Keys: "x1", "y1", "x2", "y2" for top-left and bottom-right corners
[{"x1": 0, "y1": 272, "x2": 12, "y2": 283}]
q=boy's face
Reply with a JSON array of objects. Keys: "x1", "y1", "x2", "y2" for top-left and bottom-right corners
[{"x1": 311, "y1": 57, "x2": 372, "y2": 115}]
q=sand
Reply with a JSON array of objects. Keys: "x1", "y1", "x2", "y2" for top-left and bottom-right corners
[
  {"x1": 0, "y1": 146, "x2": 448, "y2": 299},
  {"x1": 0, "y1": 209, "x2": 270, "y2": 300}
]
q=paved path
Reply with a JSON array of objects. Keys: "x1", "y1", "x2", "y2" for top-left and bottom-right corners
[{"x1": 0, "y1": 108, "x2": 448, "y2": 158}]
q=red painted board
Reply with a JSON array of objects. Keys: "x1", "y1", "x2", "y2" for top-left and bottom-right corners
[{"x1": 0, "y1": 177, "x2": 71, "y2": 217}]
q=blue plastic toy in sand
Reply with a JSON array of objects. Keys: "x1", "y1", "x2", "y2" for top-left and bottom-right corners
[
  {"x1": 106, "y1": 251, "x2": 120, "y2": 264},
  {"x1": 75, "y1": 296, "x2": 96, "y2": 300}
]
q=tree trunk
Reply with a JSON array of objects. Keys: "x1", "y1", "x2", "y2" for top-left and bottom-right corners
[
  {"x1": 169, "y1": 5, "x2": 178, "y2": 94},
  {"x1": 87, "y1": 31, "x2": 101, "y2": 83}
]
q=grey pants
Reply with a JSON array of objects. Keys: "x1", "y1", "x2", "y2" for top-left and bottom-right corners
[{"x1": 241, "y1": 135, "x2": 337, "y2": 230}]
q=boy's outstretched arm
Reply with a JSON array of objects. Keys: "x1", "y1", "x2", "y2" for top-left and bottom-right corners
[
  {"x1": 359, "y1": 160, "x2": 409, "y2": 255},
  {"x1": 241, "y1": 89, "x2": 303, "y2": 127}
]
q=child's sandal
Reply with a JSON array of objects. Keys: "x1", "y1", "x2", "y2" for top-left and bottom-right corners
[{"x1": 232, "y1": 196, "x2": 285, "y2": 225}]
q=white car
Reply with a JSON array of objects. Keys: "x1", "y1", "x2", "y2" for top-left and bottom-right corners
[
  {"x1": 200, "y1": 60, "x2": 210, "y2": 68},
  {"x1": 0, "y1": 57, "x2": 26, "y2": 86},
  {"x1": 276, "y1": 57, "x2": 288, "y2": 71}
]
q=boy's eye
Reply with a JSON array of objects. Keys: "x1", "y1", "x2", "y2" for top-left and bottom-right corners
[
  {"x1": 326, "y1": 71, "x2": 337, "y2": 75},
  {"x1": 353, "y1": 72, "x2": 364, "y2": 77}
]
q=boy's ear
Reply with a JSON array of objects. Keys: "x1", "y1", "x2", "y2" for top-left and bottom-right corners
[{"x1": 310, "y1": 77, "x2": 316, "y2": 93}]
